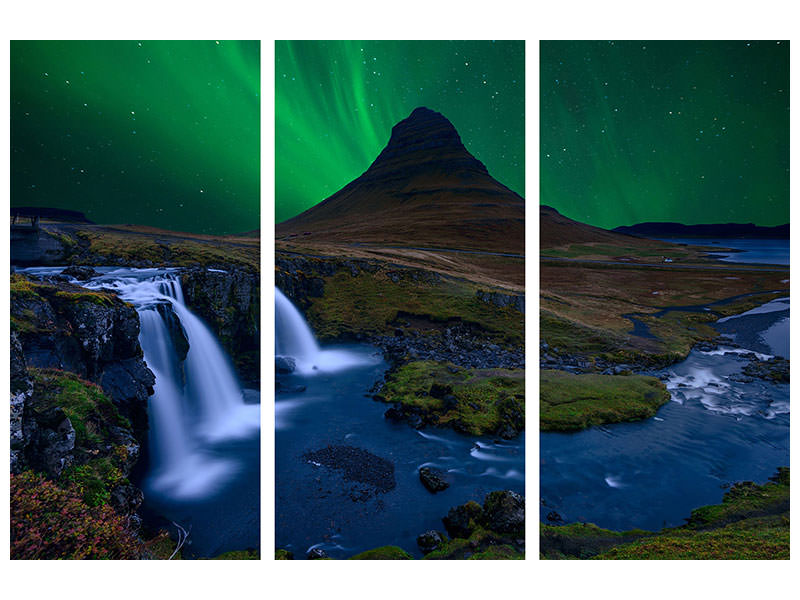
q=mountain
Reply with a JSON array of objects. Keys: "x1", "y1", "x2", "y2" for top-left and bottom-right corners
[
  {"x1": 276, "y1": 107, "x2": 524, "y2": 254},
  {"x1": 540, "y1": 205, "x2": 645, "y2": 249},
  {"x1": 613, "y1": 222, "x2": 789, "y2": 240}
]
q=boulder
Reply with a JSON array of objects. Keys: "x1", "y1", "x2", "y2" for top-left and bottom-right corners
[
  {"x1": 416, "y1": 530, "x2": 446, "y2": 554},
  {"x1": 275, "y1": 356, "x2": 296, "y2": 374},
  {"x1": 62, "y1": 265, "x2": 98, "y2": 281},
  {"x1": 483, "y1": 490, "x2": 525, "y2": 534},
  {"x1": 442, "y1": 500, "x2": 483, "y2": 539},
  {"x1": 419, "y1": 466, "x2": 450, "y2": 493}
]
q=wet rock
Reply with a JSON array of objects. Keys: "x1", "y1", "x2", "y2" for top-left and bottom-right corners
[
  {"x1": 419, "y1": 466, "x2": 450, "y2": 493},
  {"x1": 275, "y1": 381, "x2": 306, "y2": 394},
  {"x1": 417, "y1": 530, "x2": 446, "y2": 554},
  {"x1": 10, "y1": 334, "x2": 32, "y2": 473},
  {"x1": 62, "y1": 265, "x2": 98, "y2": 280},
  {"x1": 307, "y1": 547, "x2": 329, "y2": 559},
  {"x1": 742, "y1": 356, "x2": 789, "y2": 383},
  {"x1": 483, "y1": 490, "x2": 525, "y2": 534},
  {"x1": 155, "y1": 302, "x2": 190, "y2": 361},
  {"x1": 442, "y1": 500, "x2": 483, "y2": 539},
  {"x1": 275, "y1": 356, "x2": 296, "y2": 374},
  {"x1": 546, "y1": 511, "x2": 564, "y2": 523}
]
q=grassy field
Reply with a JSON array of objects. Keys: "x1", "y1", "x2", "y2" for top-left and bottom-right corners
[{"x1": 541, "y1": 259, "x2": 788, "y2": 361}]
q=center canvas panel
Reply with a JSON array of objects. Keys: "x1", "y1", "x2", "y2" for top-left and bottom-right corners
[{"x1": 274, "y1": 40, "x2": 526, "y2": 560}]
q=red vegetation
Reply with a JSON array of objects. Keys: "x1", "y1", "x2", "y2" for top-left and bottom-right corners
[{"x1": 10, "y1": 471, "x2": 142, "y2": 560}]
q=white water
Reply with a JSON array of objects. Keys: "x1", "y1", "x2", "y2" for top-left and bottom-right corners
[
  {"x1": 77, "y1": 269, "x2": 259, "y2": 499},
  {"x1": 274, "y1": 287, "x2": 378, "y2": 374}
]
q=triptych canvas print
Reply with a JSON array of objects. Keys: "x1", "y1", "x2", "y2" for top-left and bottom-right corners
[{"x1": 7, "y1": 39, "x2": 789, "y2": 562}]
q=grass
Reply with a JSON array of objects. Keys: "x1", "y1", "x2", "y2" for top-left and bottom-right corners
[
  {"x1": 305, "y1": 269, "x2": 523, "y2": 345},
  {"x1": 379, "y1": 361, "x2": 524, "y2": 436},
  {"x1": 540, "y1": 370, "x2": 671, "y2": 431},
  {"x1": 540, "y1": 259, "x2": 789, "y2": 363}
]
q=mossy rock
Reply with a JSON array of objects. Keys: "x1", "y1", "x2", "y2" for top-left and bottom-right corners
[{"x1": 275, "y1": 549, "x2": 294, "y2": 560}]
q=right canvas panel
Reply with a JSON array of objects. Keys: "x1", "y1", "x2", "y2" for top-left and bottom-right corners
[{"x1": 539, "y1": 40, "x2": 790, "y2": 559}]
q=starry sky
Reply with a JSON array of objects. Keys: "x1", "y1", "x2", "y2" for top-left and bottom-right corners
[
  {"x1": 275, "y1": 40, "x2": 524, "y2": 223},
  {"x1": 541, "y1": 41, "x2": 789, "y2": 229},
  {"x1": 11, "y1": 40, "x2": 260, "y2": 235}
]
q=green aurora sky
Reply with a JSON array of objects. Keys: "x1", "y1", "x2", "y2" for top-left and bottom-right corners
[
  {"x1": 541, "y1": 41, "x2": 789, "y2": 229},
  {"x1": 275, "y1": 40, "x2": 525, "y2": 224},
  {"x1": 11, "y1": 40, "x2": 259, "y2": 235}
]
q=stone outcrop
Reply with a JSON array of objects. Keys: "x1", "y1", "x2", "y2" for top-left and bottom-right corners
[
  {"x1": 180, "y1": 267, "x2": 260, "y2": 385},
  {"x1": 11, "y1": 276, "x2": 155, "y2": 434}
]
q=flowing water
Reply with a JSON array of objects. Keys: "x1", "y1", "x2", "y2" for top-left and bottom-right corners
[
  {"x1": 540, "y1": 298, "x2": 789, "y2": 531},
  {"x1": 275, "y1": 287, "x2": 525, "y2": 558},
  {"x1": 20, "y1": 266, "x2": 260, "y2": 557}
]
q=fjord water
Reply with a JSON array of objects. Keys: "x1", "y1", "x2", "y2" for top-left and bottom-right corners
[
  {"x1": 540, "y1": 298, "x2": 789, "y2": 532},
  {"x1": 275, "y1": 289, "x2": 524, "y2": 558},
  {"x1": 654, "y1": 237, "x2": 789, "y2": 265},
  {"x1": 22, "y1": 267, "x2": 260, "y2": 557}
]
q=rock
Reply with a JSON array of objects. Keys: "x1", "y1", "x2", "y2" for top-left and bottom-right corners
[
  {"x1": 24, "y1": 406, "x2": 76, "y2": 478},
  {"x1": 62, "y1": 265, "x2": 98, "y2": 280},
  {"x1": 10, "y1": 334, "x2": 32, "y2": 473},
  {"x1": 419, "y1": 466, "x2": 450, "y2": 493},
  {"x1": 546, "y1": 511, "x2": 564, "y2": 523},
  {"x1": 416, "y1": 530, "x2": 446, "y2": 554},
  {"x1": 442, "y1": 500, "x2": 483, "y2": 539},
  {"x1": 307, "y1": 547, "x2": 329, "y2": 559},
  {"x1": 180, "y1": 266, "x2": 260, "y2": 384},
  {"x1": 155, "y1": 302, "x2": 190, "y2": 361},
  {"x1": 428, "y1": 382, "x2": 452, "y2": 399},
  {"x1": 275, "y1": 356, "x2": 296, "y2": 374},
  {"x1": 483, "y1": 490, "x2": 525, "y2": 534},
  {"x1": 109, "y1": 483, "x2": 144, "y2": 516},
  {"x1": 275, "y1": 549, "x2": 294, "y2": 560},
  {"x1": 275, "y1": 381, "x2": 306, "y2": 394}
]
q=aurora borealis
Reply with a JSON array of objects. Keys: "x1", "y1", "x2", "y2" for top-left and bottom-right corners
[
  {"x1": 275, "y1": 40, "x2": 524, "y2": 223},
  {"x1": 541, "y1": 41, "x2": 789, "y2": 229},
  {"x1": 11, "y1": 40, "x2": 259, "y2": 235}
]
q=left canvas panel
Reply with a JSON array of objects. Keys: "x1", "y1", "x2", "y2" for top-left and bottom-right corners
[{"x1": 9, "y1": 40, "x2": 261, "y2": 560}]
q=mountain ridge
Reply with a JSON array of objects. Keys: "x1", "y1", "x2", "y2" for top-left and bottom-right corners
[{"x1": 277, "y1": 107, "x2": 524, "y2": 254}]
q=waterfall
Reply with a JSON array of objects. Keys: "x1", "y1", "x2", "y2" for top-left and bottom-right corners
[
  {"x1": 79, "y1": 269, "x2": 259, "y2": 499},
  {"x1": 274, "y1": 286, "x2": 378, "y2": 374}
]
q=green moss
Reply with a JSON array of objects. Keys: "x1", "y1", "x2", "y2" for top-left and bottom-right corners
[
  {"x1": 380, "y1": 361, "x2": 524, "y2": 436},
  {"x1": 54, "y1": 290, "x2": 115, "y2": 307},
  {"x1": 468, "y1": 544, "x2": 525, "y2": 559},
  {"x1": 275, "y1": 549, "x2": 294, "y2": 560},
  {"x1": 540, "y1": 370, "x2": 670, "y2": 431},
  {"x1": 348, "y1": 545, "x2": 413, "y2": 560},
  {"x1": 10, "y1": 274, "x2": 43, "y2": 299},
  {"x1": 30, "y1": 368, "x2": 130, "y2": 446},
  {"x1": 540, "y1": 312, "x2": 622, "y2": 355}
]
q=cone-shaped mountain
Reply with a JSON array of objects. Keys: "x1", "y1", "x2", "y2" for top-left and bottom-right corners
[{"x1": 277, "y1": 107, "x2": 524, "y2": 254}]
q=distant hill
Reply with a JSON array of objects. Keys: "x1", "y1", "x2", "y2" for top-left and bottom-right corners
[
  {"x1": 276, "y1": 107, "x2": 524, "y2": 254},
  {"x1": 540, "y1": 205, "x2": 647, "y2": 249},
  {"x1": 11, "y1": 206, "x2": 93, "y2": 224},
  {"x1": 613, "y1": 222, "x2": 789, "y2": 240}
]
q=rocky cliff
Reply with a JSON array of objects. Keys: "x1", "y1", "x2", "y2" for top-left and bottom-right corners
[
  {"x1": 10, "y1": 274, "x2": 155, "y2": 524},
  {"x1": 180, "y1": 267, "x2": 260, "y2": 385}
]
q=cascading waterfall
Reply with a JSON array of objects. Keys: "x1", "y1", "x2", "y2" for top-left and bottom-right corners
[
  {"x1": 275, "y1": 287, "x2": 378, "y2": 374},
  {"x1": 79, "y1": 269, "x2": 259, "y2": 499}
]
